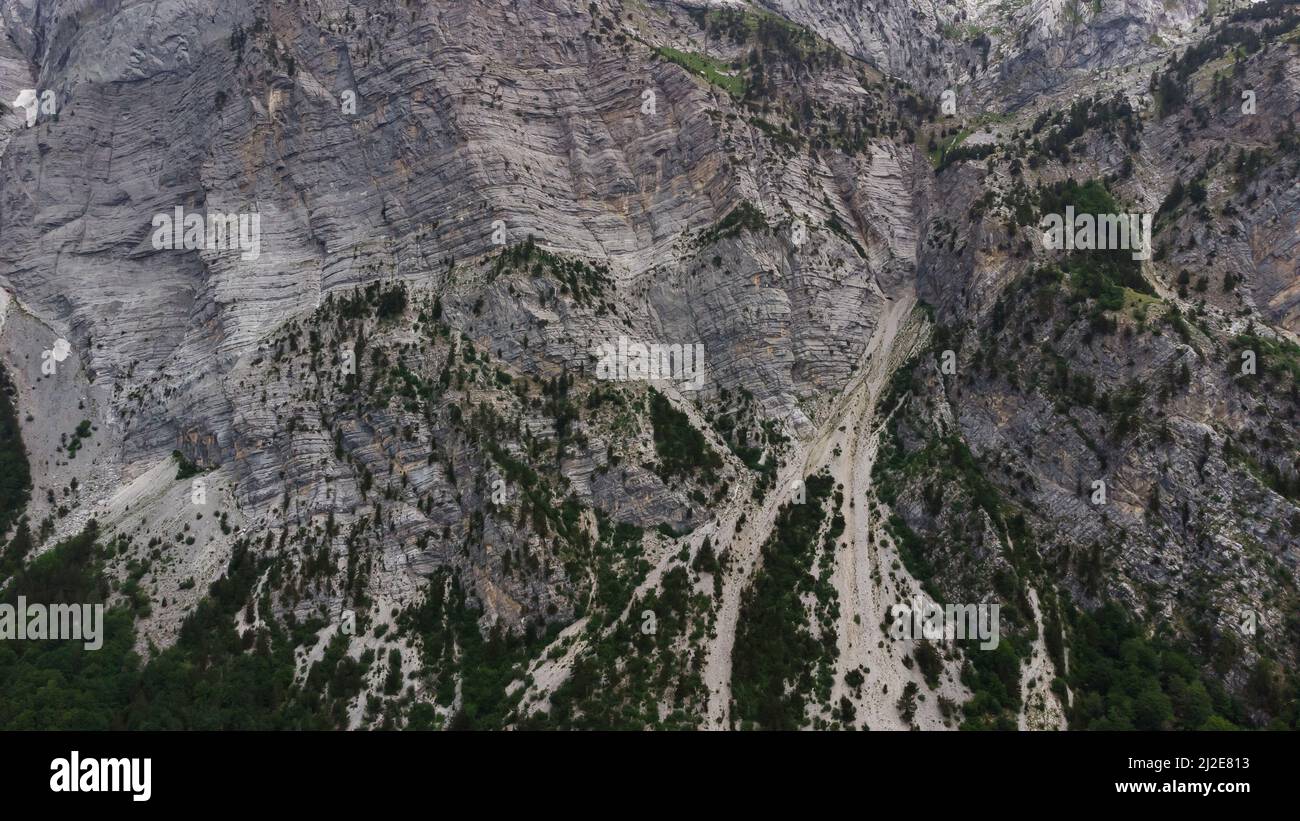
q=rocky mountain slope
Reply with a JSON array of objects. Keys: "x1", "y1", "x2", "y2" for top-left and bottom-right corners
[{"x1": 0, "y1": 0, "x2": 1297, "y2": 730}]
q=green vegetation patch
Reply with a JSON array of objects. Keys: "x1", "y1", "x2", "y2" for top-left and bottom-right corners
[
  {"x1": 731, "y1": 472, "x2": 838, "y2": 729},
  {"x1": 1066, "y1": 602, "x2": 1245, "y2": 730},
  {"x1": 648, "y1": 388, "x2": 722, "y2": 484},
  {"x1": 0, "y1": 365, "x2": 31, "y2": 538},
  {"x1": 655, "y1": 46, "x2": 745, "y2": 97}
]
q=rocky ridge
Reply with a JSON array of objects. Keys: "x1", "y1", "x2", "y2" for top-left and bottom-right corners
[{"x1": 0, "y1": 0, "x2": 1296, "y2": 730}]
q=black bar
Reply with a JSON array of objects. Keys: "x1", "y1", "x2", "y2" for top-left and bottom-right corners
[{"x1": 0, "y1": 730, "x2": 1285, "y2": 809}]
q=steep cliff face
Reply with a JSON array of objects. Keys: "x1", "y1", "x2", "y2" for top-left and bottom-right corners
[
  {"x1": 0, "y1": 0, "x2": 1296, "y2": 730},
  {"x1": 763, "y1": 0, "x2": 1206, "y2": 103}
]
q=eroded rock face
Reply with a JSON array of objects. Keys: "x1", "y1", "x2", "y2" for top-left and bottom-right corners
[
  {"x1": 0, "y1": 0, "x2": 915, "y2": 461},
  {"x1": 763, "y1": 0, "x2": 1205, "y2": 103},
  {"x1": 0, "y1": 0, "x2": 919, "y2": 684},
  {"x1": 0, "y1": 0, "x2": 1296, "y2": 730}
]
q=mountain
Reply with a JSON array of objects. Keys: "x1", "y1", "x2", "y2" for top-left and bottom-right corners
[{"x1": 0, "y1": 0, "x2": 1297, "y2": 730}]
